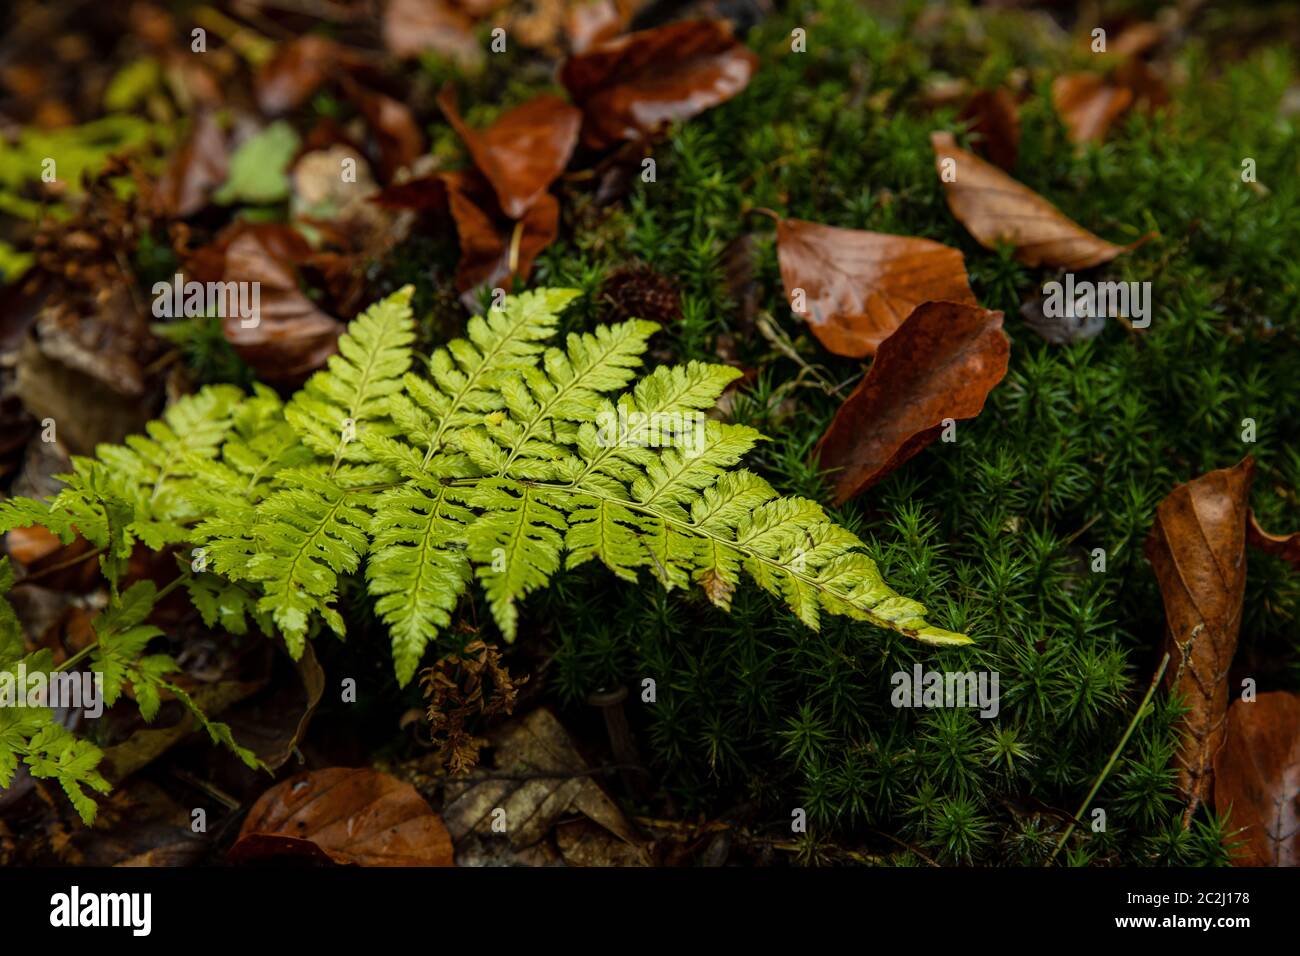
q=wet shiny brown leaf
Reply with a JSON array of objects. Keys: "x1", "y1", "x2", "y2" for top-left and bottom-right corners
[
  {"x1": 931, "y1": 131, "x2": 1146, "y2": 269},
  {"x1": 560, "y1": 19, "x2": 758, "y2": 150},
  {"x1": 439, "y1": 89, "x2": 581, "y2": 219},
  {"x1": 232, "y1": 767, "x2": 455, "y2": 866},
  {"x1": 443, "y1": 170, "x2": 559, "y2": 299},
  {"x1": 1213, "y1": 691, "x2": 1300, "y2": 866},
  {"x1": 776, "y1": 217, "x2": 975, "y2": 358},
  {"x1": 814, "y1": 301, "x2": 1009, "y2": 503},
  {"x1": 1144, "y1": 457, "x2": 1255, "y2": 820}
]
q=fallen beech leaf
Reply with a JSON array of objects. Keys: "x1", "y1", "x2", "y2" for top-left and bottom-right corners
[
  {"x1": 383, "y1": 0, "x2": 484, "y2": 68},
  {"x1": 373, "y1": 173, "x2": 452, "y2": 214},
  {"x1": 1213, "y1": 691, "x2": 1300, "y2": 866},
  {"x1": 568, "y1": 0, "x2": 630, "y2": 53},
  {"x1": 220, "y1": 229, "x2": 344, "y2": 383},
  {"x1": 438, "y1": 89, "x2": 581, "y2": 219},
  {"x1": 958, "y1": 88, "x2": 1020, "y2": 170},
  {"x1": 256, "y1": 36, "x2": 346, "y2": 117},
  {"x1": 1144, "y1": 457, "x2": 1255, "y2": 820},
  {"x1": 232, "y1": 767, "x2": 454, "y2": 866},
  {"x1": 1110, "y1": 21, "x2": 1166, "y2": 57},
  {"x1": 345, "y1": 82, "x2": 425, "y2": 182},
  {"x1": 931, "y1": 131, "x2": 1144, "y2": 269},
  {"x1": 776, "y1": 218, "x2": 975, "y2": 358},
  {"x1": 814, "y1": 301, "x2": 1009, "y2": 503},
  {"x1": 444, "y1": 170, "x2": 559, "y2": 299},
  {"x1": 1246, "y1": 510, "x2": 1300, "y2": 570},
  {"x1": 221, "y1": 642, "x2": 327, "y2": 772},
  {"x1": 1052, "y1": 73, "x2": 1134, "y2": 145},
  {"x1": 4, "y1": 524, "x2": 63, "y2": 565},
  {"x1": 442, "y1": 707, "x2": 642, "y2": 851},
  {"x1": 153, "y1": 111, "x2": 229, "y2": 217},
  {"x1": 559, "y1": 19, "x2": 758, "y2": 150}
]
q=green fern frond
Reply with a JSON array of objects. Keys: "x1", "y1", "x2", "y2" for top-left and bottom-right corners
[{"x1": 285, "y1": 285, "x2": 416, "y2": 471}]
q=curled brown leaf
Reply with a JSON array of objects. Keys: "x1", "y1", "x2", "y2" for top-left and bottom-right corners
[
  {"x1": 1144, "y1": 457, "x2": 1255, "y2": 821},
  {"x1": 813, "y1": 300, "x2": 1009, "y2": 503},
  {"x1": 443, "y1": 170, "x2": 559, "y2": 300},
  {"x1": 559, "y1": 18, "x2": 758, "y2": 150},
  {"x1": 1246, "y1": 510, "x2": 1300, "y2": 571}
]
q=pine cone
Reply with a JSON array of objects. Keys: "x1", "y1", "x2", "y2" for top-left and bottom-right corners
[{"x1": 601, "y1": 264, "x2": 681, "y2": 325}]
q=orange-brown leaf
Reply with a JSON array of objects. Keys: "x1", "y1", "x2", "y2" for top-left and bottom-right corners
[
  {"x1": 231, "y1": 767, "x2": 455, "y2": 866},
  {"x1": 1052, "y1": 73, "x2": 1134, "y2": 145},
  {"x1": 439, "y1": 89, "x2": 581, "y2": 219},
  {"x1": 1144, "y1": 457, "x2": 1255, "y2": 820},
  {"x1": 777, "y1": 218, "x2": 975, "y2": 358},
  {"x1": 958, "y1": 87, "x2": 1021, "y2": 170},
  {"x1": 931, "y1": 130, "x2": 1144, "y2": 270},
  {"x1": 1246, "y1": 510, "x2": 1300, "y2": 570},
  {"x1": 443, "y1": 171, "x2": 559, "y2": 299},
  {"x1": 220, "y1": 228, "x2": 343, "y2": 384},
  {"x1": 814, "y1": 300, "x2": 1009, "y2": 504},
  {"x1": 1213, "y1": 691, "x2": 1300, "y2": 866}
]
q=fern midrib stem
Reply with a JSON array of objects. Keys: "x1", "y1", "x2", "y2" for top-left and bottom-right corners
[
  {"x1": 330, "y1": 320, "x2": 399, "y2": 479},
  {"x1": 497, "y1": 332, "x2": 641, "y2": 475},
  {"x1": 281, "y1": 493, "x2": 348, "y2": 599},
  {"x1": 421, "y1": 316, "x2": 545, "y2": 468},
  {"x1": 448, "y1": 478, "x2": 915, "y2": 637}
]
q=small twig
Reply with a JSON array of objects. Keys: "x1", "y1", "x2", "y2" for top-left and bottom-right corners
[
  {"x1": 170, "y1": 768, "x2": 240, "y2": 812},
  {"x1": 10, "y1": 545, "x2": 106, "y2": 588},
  {"x1": 1048, "y1": 652, "x2": 1171, "y2": 864}
]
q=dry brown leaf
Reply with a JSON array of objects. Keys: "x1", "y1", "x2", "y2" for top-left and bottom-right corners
[
  {"x1": 1213, "y1": 691, "x2": 1300, "y2": 866},
  {"x1": 219, "y1": 228, "x2": 344, "y2": 384},
  {"x1": 382, "y1": 0, "x2": 484, "y2": 68},
  {"x1": 438, "y1": 89, "x2": 581, "y2": 219},
  {"x1": 443, "y1": 170, "x2": 559, "y2": 300},
  {"x1": 958, "y1": 87, "x2": 1021, "y2": 170},
  {"x1": 442, "y1": 707, "x2": 643, "y2": 853},
  {"x1": 1246, "y1": 510, "x2": 1300, "y2": 570},
  {"x1": 813, "y1": 300, "x2": 1009, "y2": 504},
  {"x1": 255, "y1": 36, "x2": 348, "y2": 117},
  {"x1": 231, "y1": 767, "x2": 455, "y2": 866},
  {"x1": 1052, "y1": 73, "x2": 1134, "y2": 145},
  {"x1": 776, "y1": 217, "x2": 975, "y2": 358},
  {"x1": 931, "y1": 131, "x2": 1146, "y2": 270},
  {"x1": 1144, "y1": 457, "x2": 1255, "y2": 821},
  {"x1": 153, "y1": 111, "x2": 230, "y2": 217},
  {"x1": 559, "y1": 18, "x2": 758, "y2": 150}
]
